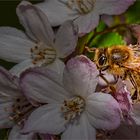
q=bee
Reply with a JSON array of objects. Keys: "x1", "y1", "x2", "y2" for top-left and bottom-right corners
[{"x1": 86, "y1": 45, "x2": 140, "y2": 101}]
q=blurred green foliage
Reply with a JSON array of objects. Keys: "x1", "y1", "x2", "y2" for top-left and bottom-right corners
[
  {"x1": 90, "y1": 32, "x2": 126, "y2": 48},
  {"x1": 125, "y1": 0, "x2": 140, "y2": 24}
]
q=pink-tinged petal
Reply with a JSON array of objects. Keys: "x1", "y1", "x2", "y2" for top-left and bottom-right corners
[
  {"x1": 20, "y1": 67, "x2": 70, "y2": 104},
  {"x1": 74, "y1": 12, "x2": 99, "y2": 35},
  {"x1": 55, "y1": 20, "x2": 78, "y2": 58},
  {"x1": 0, "y1": 101, "x2": 14, "y2": 128},
  {"x1": 0, "y1": 67, "x2": 20, "y2": 98},
  {"x1": 0, "y1": 27, "x2": 34, "y2": 63},
  {"x1": 114, "y1": 79, "x2": 132, "y2": 116},
  {"x1": 22, "y1": 104, "x2": 66, "y2": 134},
  {"x1": 86, "y1": 92, "x2": 121, "y2": 130},
  {"x1": 62, "y1": 113, "x2": 96, "y2": 140},
  {"x1": 95, "y1": 0, "x2": 136, "y2": 15},
  {"x1": 10, "y1": 59, "x2": 34, "y2": 77},
  {"x1": 63, "y1": 55, "x2": 99, "y2": 98},
  {"x1": 36, "y1": 0, "x2": 76, "y2": 26},
  {"x1": 9, "y1": 125, "x2": 36, "y2": 140},
  {"x1": 16, "y1": 1, "x2": 55, "y2": 46}
]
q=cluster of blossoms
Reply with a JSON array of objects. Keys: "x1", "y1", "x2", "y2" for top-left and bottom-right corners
[{"x1": 0, "y1": 0, "x2": 140, "y2": 140}]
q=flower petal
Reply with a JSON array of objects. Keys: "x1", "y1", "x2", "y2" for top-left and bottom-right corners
[
  {"x1": 0, "y1": 101, "x2": 14, "y2": 128},
  {"x1": 95, "y1": 0, "x2": 135, "y2": 15},
  {"x1": 9, "y1": 125, "x2": 35, "y2": 140},
  {"x1": 131, "y1": 103, "x2": 140, "y2": 125},
  {"x1": 98, "y1": 71, "x2": 117, "y2": 87},
  {"x1": 86, "y1": 92, "x2": 121, "y2": 130},
  {"x1": 115, "y1": 78, "x2": 132, "y2": 115},
  {"x1": 62, "y1": 113, "x2": 96, "y2": 140},
  {"x1": 0, "y1": 67, "x2": 20, "y2": 98},
  {"x1": 0, "y1": 27, "x2": 34, "y2": 63},
  {"x1": 10, "y1": 59, "x2": 34, "y2": 77},
  {"x1": 63, "y1": 55, "x2": 99, "y2": 98},
  {"x1": 36, "y1": 0, "x2": 76, "y2": 26},
  {"x1": 0, "y1": 67, "x2": 21, "y2": 128},
  {"x1": 46, "y1": 58, "x2": 65, "y2": 79},
  {"x1": 74, "y1": 12, "x2": 99, "y2": 35},
  {"x1": 20, "y1": 67, "x2": 70, "y2": 104},
  {"x1": 16, "y1": 1, "x2": 54, "y2": 46},
  {"x1": 22, "y1": 104, "x2": 66, "y2": 134},
  {"x1": 54, "y1": 20, "x2": 78, "y2": 58}
]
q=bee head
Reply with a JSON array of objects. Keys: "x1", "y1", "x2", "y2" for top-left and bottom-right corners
[{"x1": 94, "y1": 48, "x2": 109, "y2": 71}]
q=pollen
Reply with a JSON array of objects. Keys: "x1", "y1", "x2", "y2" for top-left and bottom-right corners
[
  {"x1": 61, "y1": 96, "x2": 85, "y2": 122},
  {"x1": 9, "y1": 97, "x2": 34, "y2": 125},
  {"x1": 30, "y1": 42, "x2": 56, "y2": 65}
]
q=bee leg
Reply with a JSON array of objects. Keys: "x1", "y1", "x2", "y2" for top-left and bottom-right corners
[
  {"x1": 128, "y1": 72, "x2": 139, "y2": 101},
  {"x1": 84, "y1": 46, "x2": 96, "y2": 53},
  {"x1": 99, "y1": 72, "x2": 116, "y2": 93}
]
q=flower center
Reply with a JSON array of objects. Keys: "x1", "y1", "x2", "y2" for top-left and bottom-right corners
[
  {"x1": 30, "y1": 42, "x2": 56, "y2": 65},
  {"x1": 60, "y1": 0, "x2": 96, "y2": 14},
  {"x1": 61, "y1": 96, "x2": 85, "y2": 122},
  {"x1": 9, "y1": 97, "x2": 35, "y2": 125}
]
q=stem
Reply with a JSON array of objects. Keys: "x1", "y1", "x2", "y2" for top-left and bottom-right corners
[{"x1": 87, "y1": 23, "x2": 128, "y2": 46}]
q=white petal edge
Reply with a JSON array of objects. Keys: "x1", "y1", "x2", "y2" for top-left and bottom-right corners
[{"x1": 10, "y1": 59, "x2": 34, "y2": 77}]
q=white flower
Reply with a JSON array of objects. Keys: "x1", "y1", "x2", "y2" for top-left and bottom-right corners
[
  {"x1": 0, "y1": 1, "x2": 78, "y2": 76},
  {"x1": 36, "y1": 0, "x2": 136, "y2": 35},
  {"x1": 0, "y1": 67, "x2": 35, "y2": 140},
  {"x1": 20, "y1": 55, "x2": 121, "y2": 140}
]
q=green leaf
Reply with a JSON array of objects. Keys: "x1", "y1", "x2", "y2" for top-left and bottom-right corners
[
  {"x1": 90, "y1": 32, "x2": 126, "y2": 48},
  {"x1": 96, "y1": 21, "x2": 106, "y2": 32}
]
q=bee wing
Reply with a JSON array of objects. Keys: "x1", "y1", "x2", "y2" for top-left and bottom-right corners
[
  {"x1": 129, "y1": 44, "x2": 140, "y2": 57},
  {"x1": 123, "y1": 58, "x2": 140, "y2": 72}
]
